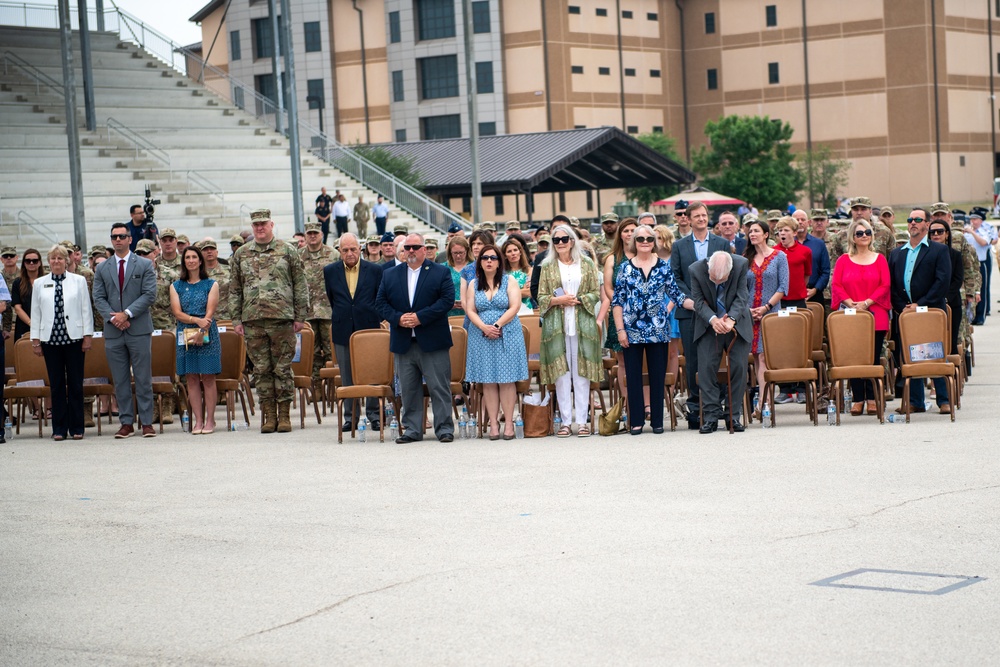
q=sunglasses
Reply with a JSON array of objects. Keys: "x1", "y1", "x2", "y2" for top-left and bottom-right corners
[
  {"x1": 23, "y1": 258, "x2": 40, "y2": 264},
  {"x1": 136, "y1": 251, "x2": 150, "y2": 256},
  {"x1": 634, "y1": 236, "x2": 656, "y2": 244},
  {"x1": 551, "y1": 236, "x2": 572, "y2": 245},
  {"x1": 110, "y1": 234, "x2": 130, "y2": 240},
  {"x1": 906, "y1": 217, "x2": 925, "y2": 223},
  {"x1": 480, "y1": 255, "x2": 499, "y2": 262},
  {"x1": 403, "y1": 244, "x2": 423, "y2": 251},
  {"x1": 929, "y1": 228, "x2": 948, "y2": 236},
  {"x1": 854, "y1": 229, "x2": 873, "y2": 238},
  {"x1": 1, "y1": 254, "x2": 15, "y2": 259}
]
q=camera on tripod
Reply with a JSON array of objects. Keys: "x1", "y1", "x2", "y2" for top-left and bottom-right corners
[{"x1": 143, "y1": 185, "x2": 160, "y2": 223}]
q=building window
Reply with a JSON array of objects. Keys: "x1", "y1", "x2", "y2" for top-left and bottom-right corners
[
  {"x1": 462, "y1": 196, "x2": 471, "y2": 213},
  {"x1": 494, "y1": 195, "x2": 504, "y2": 216},
  {"x1": 652, "y1": 125, "x2": 663, "y2": 133},
  {"x1": 568, "y1": 5, "x2": 581, "y2": 14},
  {"x1": 765, "y1": 5, "x2": 777, "y2": 27},
  {"x1": 253, "y1": 16, "x2": 285, "y2": 59},
  {"x1": 230, "y1": 30, "x2": 241, "y2": 60},
  {"x1": 255, "y1": 73, "x2": 277, "y2": 104},
  {"x1": 705, "y1": 12, "x2": 716, "y2": 34},
  {"x1": 586, "y1": 190, "x2": 593, "y2": 211},
  {"x1": 596, "y1": 8, "x2": 608, "y2": 17},
  {"x1": 526, "y1": 193, "x2": 534, "y2": 214},
  {"x1": 707, "y1": 68, "x2": 718, "y2": 90},
  {"x1": 389, "y1": 11, "x2": 401, "y2": 43},
  {"x1": 395, "y1": 128, "x2": 407, "y2": 142},
  {"x1": 624, "y1": 68, "x2": 636, "y2": 77},
  {"x1": 303, "y1": 21, "x2": 321, "y2": 52},
  {"x1": 768, "y1": 62, "x2": 780, "y2": 84},
  {"x1": 599, "y1": 67, "x2": 611, "y2": 75},
  {"x1": 997, "y1": 52, "x2": 1000, "y2": 74},
  {"x1": 472, "y1": 1, "x2": 491, "y2": 33},
  {"x1": 559, "y1": 192, "x2": 566, "y2": 211},
  {"x1": 627, "y1": 125, "x2": 638, "y2": 134},
  {"x1": 650, "y1": 69, "x2": 661, "y2": 77},
  {"x1": 306, "y1": 78, "x2": 324, "y2": 109},
  {"x1": 392, "y1": 70, "x2": 404, "y2": 102},
  {"x1": 421, "y1": 114, "x2": 462, "y2": 139},
  {"x1": 479, "y1": 121, "x2": 496, "y2": 136},
  {"x1": 476, "y1": 61, "x2": 494, "y2": 94},
  {"x1": 647, "y1": 12, "x2": 658, "y2": 20},
  {"x1": 419, "y1": 55, "x2": 459, "y2": 100},
  {"x1": 960, "y1": 155, "x2": 966, "y2": 167},
  {"x1": 233, "y1": 86, "x2": 245, "y2": 110},
  {"x1": 417, "y1": 0, "x2": 456, "y2": 41},
  {"x1": 571, "y1": 65, "x2": 584, "y2": 74},
  {"x1": 574, "y1": 124, "x2": 586, "y2": 128},
  {"x1": 622, "y1": 10, "x2": 633, "y2": 19}
]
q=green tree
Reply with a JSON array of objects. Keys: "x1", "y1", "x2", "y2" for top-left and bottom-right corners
[
  {"x1": 691, "y1": 115, "x2": 804, "y2": 211},
  {"x1": 349, "y1": 144, "x2": 426, "y2": 189},
  {"x1": 623, "y1": 132, "x2": 685, "y2": 209},
  {"x1": 799, "y1": 144, "x2": 850, "y2": 210}
]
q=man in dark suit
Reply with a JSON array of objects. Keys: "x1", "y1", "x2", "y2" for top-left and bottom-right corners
[
  {"x1": 889, "y1": 207, "x2": 953, "y2": 413},
  {"x1": 324, "y1": 233, "x2": 384, "y2": 431},
  {"x1": 375, "y1": 233, "x2": 455, "y2": 443},
  {"x1": 690, "y1": 251, "x2": 752, "y2": 433},
  {"x1": 93, "y1": 222, "x2": 158, "y2": 438},
  {"x1": 671, "y1": 201, "x2": 732, "y2": 428}
]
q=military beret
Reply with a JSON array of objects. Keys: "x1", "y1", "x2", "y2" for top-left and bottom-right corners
[
  {"x1": 249, "y1": 209, "x2": 271, "y2": 223},
  {"x1": 930, "y1": 202, "x2": 950, "y2": 215},
  {"x1": 159, "y1": 228, "x2": 177, "y2": 239},
  {"x1": 809, "y1": 208, "x2": 828, "y2": 219},
  {"x1": 851, "y1": 196, "x2": 873, "y2": 208},
  {"x1": 766, "y1": 210, "x2": 783, "y2": 221},
  {"x1": 304, "y1": 222, "x2": 323, "y2": 233},
  {"x1": 1, "y1": 246, "x2": 17, "y2": 257},
  {"x1": 600, "y1": 212, "x2": 620, "y2": 223},
  {"x1": 380, "y1": 232, "x2": 396, "y2": 244}
]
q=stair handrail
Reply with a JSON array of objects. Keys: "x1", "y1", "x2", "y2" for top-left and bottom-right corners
[
  {"x1": 1, "y1": 49, "x2": 63, "y2": 96},
  {"x1": 185, "y1": 170, "x2": 226, "y2": 215},
  {"x1": 105, "y1": 117, "x2": 170, "y2": 167},
  {"x1": 16, "y1": 210, "x2": 61, "y2": 245}
]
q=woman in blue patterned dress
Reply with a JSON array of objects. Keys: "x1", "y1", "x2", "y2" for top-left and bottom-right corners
[
  {"x1": 597, "y1": 217, "x2": 637, "y2": 403},
  {"x1": 170, "y1": 246, "x2": 221, "y2": 434},
  {"x1": 465, "y1": 245, "x2": 529, "y2": 440},
  {"x1": 612, "y1": 225, "x2": 690, "y2": 435},
  {"x1": 744, "y1": 219, "x2": 788, "y2": 406},
  {"x1": 459, "y1": 230, "x2": 494, "y2": 328},
  {"x1": 501, "y1": 236, "x2": 532, "y2": 310}
]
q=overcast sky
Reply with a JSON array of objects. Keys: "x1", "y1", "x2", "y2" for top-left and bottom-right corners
[{"x1": 33, "y1": 0, "x2": 207, "y2": 46}]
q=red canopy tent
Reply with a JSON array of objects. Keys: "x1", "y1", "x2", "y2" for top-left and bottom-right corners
[{"x1": 653, "y1": 187, "x2": 744, "y2": 208}]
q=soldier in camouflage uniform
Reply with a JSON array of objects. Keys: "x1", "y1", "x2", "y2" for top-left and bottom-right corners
[
  {"x1": 299, "y1": 222, "x2": 337, "y2": 391},
  {"x1": 1, "y1": 247, "x2": 18, "y2": 338},
  {"x1": 592, "y1": 212, "x2": 618, "y2": 265},
  {"x1": 929, "y1": 202, "x2": 981, "y2": 353},
  {"x1": 846, "y1": 196, "x2": 896, "y2": 260},
  {"x1": 150, "y1": 229, "x2": 182, "y2": 423},
  {"x1": 197, "y1": 239, "x2": 231, "y2": 320},
  {"x1": 229, "y1": 209, "x2": 309, "y2": 433}
]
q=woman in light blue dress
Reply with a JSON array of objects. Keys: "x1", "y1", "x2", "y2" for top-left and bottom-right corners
[{"x1": 465, "y1": 245, "x2": 528, "y2": 440}]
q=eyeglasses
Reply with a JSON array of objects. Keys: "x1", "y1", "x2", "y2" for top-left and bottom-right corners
[
  {"x1": 634, "y1": 236, "x2": 656, "y2": 244},
  {"x1": 23, "y1": 258, "x2": 40, "y2": 264},
  {"x1": 1, "y1": 255, "x2": 14, "y2": 259},
  {"x1": 110, "y1": 234, "x2": 130, "y2": 240},
  {"x1": 480, "y1": 255, "x2": 499, "y2": 262},
  {"x1": 929, "y1": 228, "x2": 948, "y2": 236},
  {"x1": 551, "y1": 236, "x2": 572, "y2": 245},
  {"x1": 675, "y1": 212, "x2": 688, "y2": 217},
  {"x1": 136, "y1": 251, "x2": 150, "y2": 256},
  {"x1": 854, "y1": 229, "x2": 873, "y2": 238},
  {"x1": 880, "y1": 212, "x2": 893, "y2": 217},
  {"x1": 906, "y1": 217, "x2": 925, "y2": 223},
  {"x1": 403, "y1": 244, "x2": 423, "y2": 251}
]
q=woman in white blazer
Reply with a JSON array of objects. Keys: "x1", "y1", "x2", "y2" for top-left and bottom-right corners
[{"x1": 30, "y1": 245, "x2": 94, "y2": 441}]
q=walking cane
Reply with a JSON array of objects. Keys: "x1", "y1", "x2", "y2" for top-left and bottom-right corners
[{"x1": 725, "y1": 333, "x2": 738, "y2": 435}]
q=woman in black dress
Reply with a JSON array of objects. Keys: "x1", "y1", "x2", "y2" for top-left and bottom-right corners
[{"x1": 11, "y1": 248, "x2": 46, "y2": 342}]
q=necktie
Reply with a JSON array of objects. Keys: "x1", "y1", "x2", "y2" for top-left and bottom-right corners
[
  {"x1": 118, "y1": 258, "x2": 125, "y2": 303},
  {"x1": 716, "y1": 283, "x2": 727, "y2": 319}
]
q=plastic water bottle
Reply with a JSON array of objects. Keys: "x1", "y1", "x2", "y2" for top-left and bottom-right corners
[
  {"x1": 886, "y1": 414, "x2": 905, "y2": 424},
  {"x1": 4, "y1": 414, "x2": 12, "y2": 440},
  {"x1": 843, "y1": 386, "x2": 853, "y2": 413},
  {"x1": 924, "y1": 400, "x2": 934, "y2": 412},
  {"x1": 827, "y1": 401, "x2": 837, "y2": 426},
  {"x1": 181, "y1": 410, "x2": 190, "y2": 433},
  {"x1": 553, "y1": 411, "x2": 562, "y2": 435},
  {"x1": 469, "y1": 414, "x2": 478, "y2": 438},
  {"x1": 457, "y1": 415, "x2": 466, "y2": 440},
  {"x1": 761, "y1": 403, "x2": 771, "y2": 428},
  {"x1": 358, "y1": 416, "x2": 367, "y2": 443},
  {"x1": 388, "y1": 414, "x2": 399, "y2": 441},
  {"x1": 515, "y1": 414, "x2": 524, "y2": 439}
]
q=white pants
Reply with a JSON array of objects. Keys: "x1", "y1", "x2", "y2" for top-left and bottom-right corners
[{"x1": 555, "y1": 334, "x2": 591, "y2": 426}]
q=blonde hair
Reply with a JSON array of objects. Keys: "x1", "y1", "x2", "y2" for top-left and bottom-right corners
[
  {"x1": 653, "y1": 224, "x2": 674, "y2": 256},
  {"x1": 846, "y1": 219, "x2": 873, "y2": 256},
  {"x1": 47, "y1": 245, "x2": 69, "y2": 261},
  {"x1": 774, "y1": 216, "x2": 798, "y2": 233}
]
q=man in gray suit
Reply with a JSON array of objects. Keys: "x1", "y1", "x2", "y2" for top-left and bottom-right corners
[
  {"x1": 690, "y1": 251, "x2": 752, "y2": 433},
  {"x1": 93, "y1": 222, "x2": 158, "y2": 438},
  {"x1": 670, "y1": 201, "x2": 731, "y2": 428}
]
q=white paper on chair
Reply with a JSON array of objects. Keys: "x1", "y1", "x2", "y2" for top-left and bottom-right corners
[{"x1": 523, "y1": 393, "x2": 550, "y2": 407}]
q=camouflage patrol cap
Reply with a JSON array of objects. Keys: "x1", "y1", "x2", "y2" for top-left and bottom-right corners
[
  {"x1": 808, "y1": 209, "x2": 828, "y2": 219},
  {"x1": 528, "y1": 242, "x2": 539, "y2": 252},
  {"x1": 135, "y1": 239, "x2": 156, "y2": 254},
  {"x1": 304, "y1": 222, "x2": 323, "y2": 234},
  {"x1": 332, "y1": 237, "x2": 341, "y2": 249},
  {"x1": 506, "y1": 220, "x2": 521, "y2": 231},
  {"x1": 424, "y1": 238, "x2": 439, "y2": 249},
  {"x1": 199, "y1": 238, "x2": 218, "y2": 250},
  {"x1": 766, "y1": 210, "x2": 783, "y2": 221},
  {"x1": 538, "y1": 234, "x2": 552, "y2": 244},
  {"x1": 59, "y1": 240, "x2": 74, "y2": 250},
  {"x1": 479, "y1": 221, "x2": 496, "y2": 232},
  {"x1": 393, "y1": 224, "x2": 409, "y2": 235},
  {"x1": 1, "y1": 246, "x2": 16, "y2": 257},
  {"x1": 930, "y1": 202, "x2": 951, "y2": 215},
  {"x1": 230, "y1": 235, "x2": 245, "y2": 246},
  {"x1": 159, "y1": 228, "x2": 177, "y2": 239},
  {"x1": 601, "y1": 212, "x2": 620, "y2": 224},
  {"x1": 88, "y1": 245, "x2": 106, "y2": 257},
  {"x1": 741, "y1": 213, "x2": 758, "y2": 226},
  {"x1": 176, "y1": 235, "x2": 190, "y2": 244},
  {"x1": 249, "y1": 209, "x2": 271, "y2": 223},
  {"x1": 366, "y1": 235, "x2": 381, "y2": 245},
  {"x1": 879, "y1": 206, "x2": 894, "y2": 217},
  {"x1": 569, "y1": 217, "x2": 581, "y2": 228},
  {"x1": 851, "y1": 196, "x2": 873, "y2": 208},
  {"x1": 895, "y1": 230, "x2": 910, "y2": 244}
]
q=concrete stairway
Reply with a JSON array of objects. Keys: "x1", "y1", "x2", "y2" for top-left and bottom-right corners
[{"x1": 0, "y1": 26, "x2": 435, "y2": 253}]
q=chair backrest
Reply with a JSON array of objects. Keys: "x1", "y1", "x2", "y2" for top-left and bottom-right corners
[
  {"x1": 826, "y1": 310, "x2": 875, "y2": 368},
  {"x1": 448, "y1": 315, "x2": 466, "y2": 329},
  {"x1": 349, "y1": 329, "x2": 393, "y2": 385},
  {"x1": 806, "y1": 302, "x2": 825, "y2": 347},
  {"x1": 4, "y1": 329, "x2": 14, "y2": 374},
  {"x1": 449, "y1": 326, "x2": 467, "y2": 382},
  {"x1": 290, "y1": 328, "x2": 315, "y2": 377},
  {"x1": 898, "y1": 309, "x2": 950, "y2": 365},
  {"x1": 520, "y1": 314, "x2": 541, "y2": 357},
  {"x1": 83, "y1": 335, "x2": 113, "y2": 382},
  {"x1": 149, "y1": 330, "x2": 177, "y2": 378},
  {"x1": 761, "y1": 311, "x2": 811, "y2": 371},
  {"x1": 218, "y1": 330, "x2": 246, "y2": 381},
  {"x1": 13, "y1": 338, "x2": 49, "y2": 384},
  {"x1": 944, "y1": 304, "x2": 953, "y2": 353}
]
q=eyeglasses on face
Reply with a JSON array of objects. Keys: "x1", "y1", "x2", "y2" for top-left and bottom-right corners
[
  {"x1": 854, "y1": 229, "x2": 873, "y2": 238},
  {"x1": 136, "y1": 251, "x2": 150, "y2": 256},
  {"x1": 906, "y1": 217, "x2": 925, "y2": 223},
  {"x1": 23, "y1": 258, "x2": 40, "y2": 264},
  {"x1": 634, "y1": 236, "x2": 656, "y2": 244},
  {"x1": 929, "y1": 228, "x2": 948, "y2": 236},
  {"x1": 551, "y1": 236, "x2": 572, "y2": 245},
  {"x1": 480, "y1": 255, "x2": 499, "y2": 262},
  {"x1": 403, "y1": 244, "x2": 423, "y2": 251},
  {"x1": 110, "y1": 234, "x2": 130, "y2": 240}
]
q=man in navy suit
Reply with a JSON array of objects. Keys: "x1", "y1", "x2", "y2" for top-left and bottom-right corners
[
  {"x1": 671, "y1": 201, "x2": 731, "y2": 428},
  {"x1": 889, "y1": 207, "x2": 952, "y2": 413},
  {"x1": 324, "y1": 233, "x2": 384, "y2": 431},
  {"x1": 375, "y1": 233, "x2": 455, "y2": 443}
]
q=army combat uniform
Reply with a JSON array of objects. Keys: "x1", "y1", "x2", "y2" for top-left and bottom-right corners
[
  {"x1": 150, "y1": 249, "x2": 182, "y2": 422},
  {"x1": 229, "y1": 221, "x2": 308, "y2": 433},
  {"x1": 298, "y1": 233, "x2": 337, "y2": 388}
]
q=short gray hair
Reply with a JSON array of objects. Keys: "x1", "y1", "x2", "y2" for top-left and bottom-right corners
[{"x1": 708, "y1": 250, "x2": 733, "y2": 282}]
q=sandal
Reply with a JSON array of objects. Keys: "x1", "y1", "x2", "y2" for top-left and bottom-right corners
[
  {"x1": 644, "y1": 405, "x2": 651, "y2": 421},
  {"x1": 630, "y1": 426, "x2": 643, "y2": 436},
  {"x1": 578, "y1": 425, "x2": 591, "y2": 437},
  {"x1": 556, "y1": 425, "x2": 572, "y2": 438}
]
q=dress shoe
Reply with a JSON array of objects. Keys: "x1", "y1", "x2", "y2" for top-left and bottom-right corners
[
  {"x1": 725, "y1": 418, "x2": 746, "y2": 433},
  {"x1": 652, "y1": 427, "x2": 665, "y2": 434},
  {"x1": 687, "y1": 419, "x2": 700, "y2": 431},
  {"x1": 114, "y1": 424, "x2": 134, "y2": 439},
  {"x1": 699, "y1": 421, "x2": 718, "y2": 434},
  {"x1": 341, "y1": 420, "x2": 354, "y2": 432},
  {"x1": 369, "y1": 420, "x2": 381, "y2": 432},
  {"x1": 141, "y1": 425, "x2": 156, "y2": 438},
  {"x1": 938, "y1": 402, "x2": 951, "y2": 414},
  {"x1": 396, "y1": 434, "x2": 420, "y2": 444},
  {"x1": 850, "y1": 402, "x2": 864, "y2": 416},
  {"x1": 895, "y1": 405, "x2": 925, "y2": 415},
  {"x1": 438, "y1": 434, "x2": 454, "y2": 443},
  {"x1": 865, "y1": 400, "x2": 877, "y2": 415}
]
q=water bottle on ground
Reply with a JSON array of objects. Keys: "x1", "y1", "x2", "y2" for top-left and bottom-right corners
[
  {"x1": 469, "y1": 414, "x2": 479, "y2": 438},
  {"x1": 4, "y1": 414, "x2": 12, "y2": 440},
  {"x1": 515, "y1": 414, "x2": 524, "y2": 439},
  {"x1": 886, "y1": 414, "x2": 906, "y2": 424},
  {"x1": 358, "y1": 416, "x2": 367, "y2": 443},
  {"x1": 761, "y1": 403, "x2": 772, "y2": 428},
  {"x1": 924, "y1": 400, "x2": 934, "y2": 412},
  {"x1": 553, "y1": 411, "x2": 562, "y2": 435},
  {"x1": 843, "y1": 386, "x2": 853, "y2": 413},
  {"x1": 457, "y1": 415, "x2": 466, "y2": 440},
  {"x1": 181, "y1": 410, "x2": 190, "y2": 433},
  {"x1": 388, "y1": 413, "x2": 399, "y2": 441}
]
